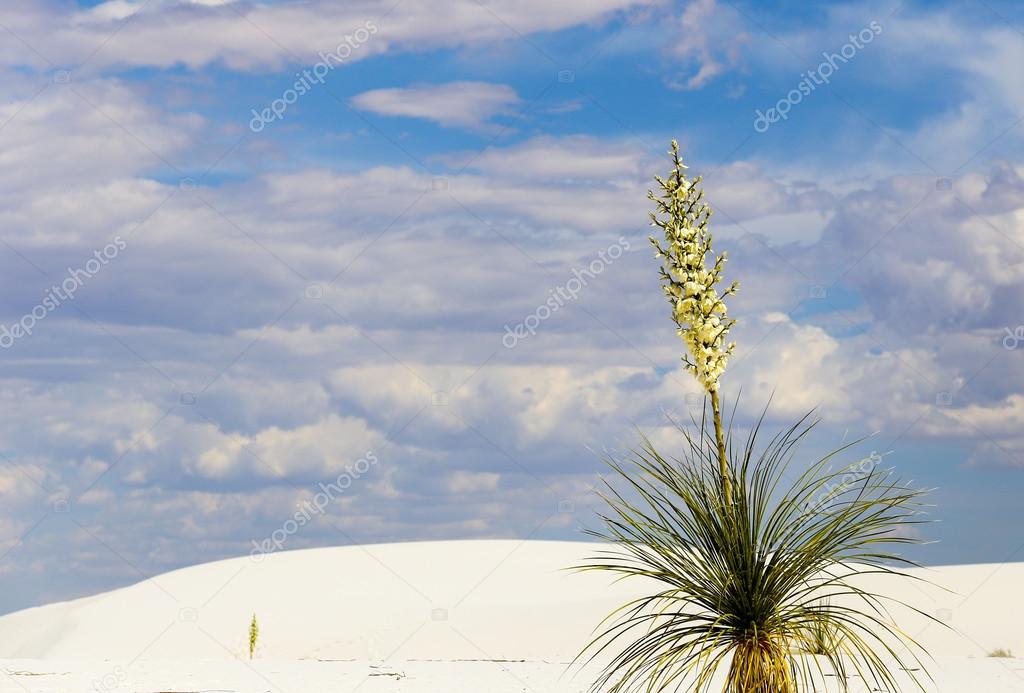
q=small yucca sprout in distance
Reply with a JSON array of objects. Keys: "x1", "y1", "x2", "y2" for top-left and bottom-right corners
[
  {"x1": 249, "y1": 613, "x2": 259, "y2": 660},
  {"x1": 801, "y1": 605, "x2": 842, "y2": 657},
  {"x1": 577, "y1": 141, "x2": 936, "y2": 693}
]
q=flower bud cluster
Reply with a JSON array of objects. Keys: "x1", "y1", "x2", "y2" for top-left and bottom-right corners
[{"x1": 649, "y1": 140, "x2": 738, "y2": 392}]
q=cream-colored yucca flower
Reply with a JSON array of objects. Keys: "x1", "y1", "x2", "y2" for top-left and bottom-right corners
[{"x1": 649, "y1": 140, "x2": 737, "y2": 393}]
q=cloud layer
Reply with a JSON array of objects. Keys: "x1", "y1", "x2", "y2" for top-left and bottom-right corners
[{"x1": 0, "y1": 0, "x2": 1022, "y2": 613}]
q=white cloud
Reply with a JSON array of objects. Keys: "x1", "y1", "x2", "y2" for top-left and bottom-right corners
[
  {"x1": 454, "y1": 135, "x2": 649, "y2": 182},
  {"x1": 257, "y1": 161, "x2": 646, "y2": 234},
  {"x1": 1, "y1": 31, "x2": 1023, "y2": 609},
  {"x1": 446, "y1": 470, "x2": 501, "y2": 493},
  {"x1": 704, "y1": 161, "x2": 835, "y2": 226},
  {"x1": 667, "y1": 0, "x2": 749, "y2": 89},
  {"x1": 352, "y1": 82, "x2": 520, "y2": 132},
  {"x1": 193, "y1": 414, "x2": 383, "y2": 480},
  {"x1": 0, "y1": 0, "x2": 646, "y2": 73},
  {"x1": 0, "y1": 80, "x2": 197, "y2": 195},
  {"x1": 817, "y1": 166, "x2": 1024, "y2": 335}
]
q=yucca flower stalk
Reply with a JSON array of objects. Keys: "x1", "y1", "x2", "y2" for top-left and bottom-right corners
[
  {"x1": 649, "y1": 140, "x2": 737, "y2": 503},
  {"x1": 578, "y1": 142, "x2": 935, "y2": 693}
]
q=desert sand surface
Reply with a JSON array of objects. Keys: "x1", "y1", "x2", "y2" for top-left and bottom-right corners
[{"x1": 0, "y1": 540, "x2": 1022, "y2": 691}]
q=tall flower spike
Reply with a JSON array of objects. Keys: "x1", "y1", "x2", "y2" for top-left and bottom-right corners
[{"x1": 649, "y1": 140, "x2": 738, "y2": 394}]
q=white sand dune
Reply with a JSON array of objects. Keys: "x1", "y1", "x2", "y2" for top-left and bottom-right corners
[{"x1": 1, "y1": 540, "x2": 1023, "y2": 691}]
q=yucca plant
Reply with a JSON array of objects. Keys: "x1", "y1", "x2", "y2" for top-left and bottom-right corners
[
  {"x1": 577, "y1": 141, "x2": 934, "y2": 693},
  {"x1": 249, "y1": 613, "x2": 259, "y2": 659},
  {"x1": 800, "y1": 604, "x2": 842, "y2": 657}
]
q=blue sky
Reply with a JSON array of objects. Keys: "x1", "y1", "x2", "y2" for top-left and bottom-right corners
[{"x1": 0, "y1": 0, "x2": 1023, "y2": 613}]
